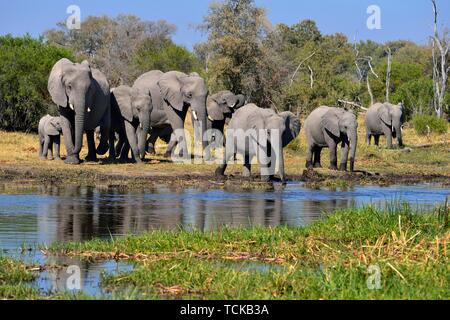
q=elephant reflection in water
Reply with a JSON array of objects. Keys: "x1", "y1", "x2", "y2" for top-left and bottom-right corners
[
  {"x1": 287, "y1": 198, "x2": 356, "y2": 227},
  {"x1": 202, "y1": 196, "x2": 284, "y2": 231}
]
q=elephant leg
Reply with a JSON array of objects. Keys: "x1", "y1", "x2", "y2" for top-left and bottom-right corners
[
  {"x1": 374, "y1": 135, "x2": 380, "y2": 146},
  {"x1": 306, "y1": 144, "x2": 314, "y2": 169},
  {"x1": 165, "y1": 137, "x2": 180, "y2": 158},
  {"x1": 54, "y1": 135, "x2": 61, "y2": 160},
  {"x1": 47, "y1": 138, "x2": 54, "y2": 160},
  {"x1": 366, "y1": 134, "x2": 372, "y2": 145},
  {"x1": 120, "y1": 142, "x2": 130, "y2": 162},
  {"x1": 60, "y1": 114, "x2": 80, "y2": 164},
  {"x1": 313, "y1": 147, "x2": 322, "y2": 168},
  {"x1": 243, "y1": 154, "x2": 251, "y2": 178},
  {"x1": 85, "y1": 130, "x2": 98, "y2": 162},
  {"x1": 125, "y1": 122, "x2": 141, "y2": 164},
  {"x1": 339, "y1": 141, "x2": 349, "y2": 172},
  {"x1": 42, "y1": 136, "x2": 50, "y2": 160},
  {"x1": 146, "y1": 132, "x2": 159, "y2": 156},
  {"x1": 383, "y1": 128, "x2": 393, "y2": 149},
  {"x1": 328, "y1": 142, "x2": 338, "y2": 170},
  {"x1": 106, "y1": 129, "x2": 117, "y2": 162},
  {"x1": 115, "y1": 132, "x2": 125, "y2": 158}
]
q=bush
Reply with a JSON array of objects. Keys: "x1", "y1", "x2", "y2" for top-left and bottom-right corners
[
  {"x1": 412, "y1": 115, "x2": 448, "y2": 135},
  {"x1": 0, "y1": 35, "x2": 74, "y2": 132}
]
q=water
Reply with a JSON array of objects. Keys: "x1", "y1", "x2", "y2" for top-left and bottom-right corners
[{"x1": 0, "y1": 183, "x2": 448, "y2": 297}]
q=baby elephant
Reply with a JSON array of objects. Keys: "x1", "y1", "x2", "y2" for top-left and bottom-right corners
[
  {"x1": 38, "y1": 115, "x2": 62, "y2": 160},
  {"x1": 365, "y1": 102, "x2": 404, "y2": 148},
  {"x1": 304, "y1": 106, "x2": 358, "y2": 172},
  {"x1": 215, "y1": 104, "x2": 301, "y2": 182}
]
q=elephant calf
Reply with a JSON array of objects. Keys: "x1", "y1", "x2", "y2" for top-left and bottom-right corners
[
  {"x1": 304, "y1": 106, "x2": 358, "y2": 172},
  {"x1": 365, "y1": 102, "x2": 404, "y2": 148},
  {"x1": 38, "y1": 115, "x2": 62, "y2": 161},
  {"x1": 111, "y1": 86, "x2": 152, "y2": 163},
  {"x1": 215, "y1": 104, "x2": 301, "y2": 182}
]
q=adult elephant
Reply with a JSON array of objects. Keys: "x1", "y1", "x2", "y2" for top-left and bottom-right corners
[
  {"x1": 365, "y1": 102, "x2": 404, "y2": 148},
  {"x1": 133, "y1": 70, "x2": 208, "y2": 158},
  {"x1": 48, "y1": 58, "x2": 112, "y2": 164},
  {"x1": 304, "y1": 106, "x2": 358, "y2": 172},
  {"x1": 110, "y1": 86, "x2": 152, "y2": 163},
  {"x1": 215, "y1": 104, "x2": 301, "y2": 182}
]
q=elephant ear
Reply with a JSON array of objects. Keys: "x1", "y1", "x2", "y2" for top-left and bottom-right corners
[
  {"x1": 378, "y1": 104, "x2": 392, "y2": 127},
  {"x1": 47, "y1": 118, "x2": 62, "y2": 136},
  {"x1": 279, "y1": 112, "x2": 301, "y2": 148},
  {"x1": 321, "y1": 110, "x2": 340, "y2": 138},
  {"x1": 207, "y1": 98, "x2": 225, "y2": 121},
  {"x1": 112, "y1": 86, "x2": 134, "y2": 122},
  {"x1": 158, "y1": 72, "x2": 184, "y2": 111},
  {"x1": 48, "y1": 58, "x2": 72, "y2": 107}
]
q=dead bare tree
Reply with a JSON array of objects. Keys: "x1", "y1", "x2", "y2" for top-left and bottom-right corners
[
  {"x1": 385, "y1": 47, "x2": 392, "y2": 103},
  {"x1": 354, "y1": 37, "x2": 379, "y2": 106},
  {"x1": 431, "y1": 0, "x2": 450, "y2": 118},
  {"x1": 290, "y1": 51, "x2": 316, "y2": 87},
  {"x1": 307, "y1": 65, "x2": 314, "y2": 89}
]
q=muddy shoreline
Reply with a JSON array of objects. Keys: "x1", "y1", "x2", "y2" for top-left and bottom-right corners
[{"x1": 0, "y1": 164, "x2": 448, "y2": 190}]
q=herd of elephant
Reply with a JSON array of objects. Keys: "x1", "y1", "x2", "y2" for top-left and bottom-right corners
[{"x1": 38, "y1": 58, "x2": 404, "y2": 182}]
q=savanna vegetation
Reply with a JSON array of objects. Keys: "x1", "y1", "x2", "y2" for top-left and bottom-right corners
[
  {"x1": 1, "y1": 202, "x2": 447, "y2": 299},
  {"x1": 0, "y1": 0, "x2": 448, "y2": 134}
]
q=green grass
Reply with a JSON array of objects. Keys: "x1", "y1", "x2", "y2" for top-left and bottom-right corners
[
  {"x1": 2, "y1": 203, "x2": 448, "y2": 300},
  {"x1": 51, "y1": 202, "x2": 449, "y2": 300},
  {"x1": 412, "y1": 115, "x2": 448, "y2": 135}
]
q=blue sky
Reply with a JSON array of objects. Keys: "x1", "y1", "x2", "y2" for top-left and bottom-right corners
[{"x1": 0, "y1": 0, "x2": 449, "y2": 49}]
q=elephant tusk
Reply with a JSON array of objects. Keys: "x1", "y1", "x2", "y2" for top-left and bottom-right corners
[
  {"x1": 192, "y1": 111, "x2": 198, "y2": 121},
  {"x1": 87, "y1": 107, "x2": 92, "y2": 113},
  {"x1": 140, "y1": 123, "x2": 143, "y2": 129},
  {"x1": 69, "y1": 103, "x2": 74, "y2": 111},
  {"x1": 208, "y1": 115, "x2": 215, "y2": 122}
]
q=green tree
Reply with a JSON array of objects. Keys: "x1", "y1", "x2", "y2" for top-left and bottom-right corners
[
  {"x1": 196, "y1": 0, "x2": 285, "y2": 108},
  {"x1": 0, "y1": 35, "x2": 74, "y2": 132},
  {"x1": 133, "y1": 38, "x2": 200, "y2": 75}
]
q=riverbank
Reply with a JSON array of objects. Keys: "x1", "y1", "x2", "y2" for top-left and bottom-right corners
[
  {"x1": 1, "y1": 202, "x2": 448, "y2": 299},
  {"x1": 0, "y1": 119, "x2": 448, "y2": 189}
]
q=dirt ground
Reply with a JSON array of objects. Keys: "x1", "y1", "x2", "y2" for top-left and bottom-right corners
[{"x1": 0, "y1": 115, "x2": 448, "y2": 189}]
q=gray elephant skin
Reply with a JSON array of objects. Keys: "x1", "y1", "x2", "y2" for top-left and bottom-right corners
[
  {"x1": 365, "y1": 102, "x2": 404, "y2": 148},
  {"x1": 110, "y1": 86, "x2": 152, "y2": 163},
  {"x1": 48, "y1": 58, "x2": 113, "y2": 164},
  {"x1": 207, "y1": 90, "x2": 246, "y2": 134},
  {"x1": 215, "y1": 103, "x2": 301, "y2": 182},
  {"x1": 133, "y1": 70, "x2": 208, "y2": 157},
  {"x1": 38, "y1": 115, "x2": 62, "y2": 161},
  {"x1": 304, "y1": 106, "x2": 358, "y2": 172}
]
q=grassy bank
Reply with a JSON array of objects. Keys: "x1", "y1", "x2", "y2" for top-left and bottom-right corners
[
  {"x1": 41, "y1": 202, "x2": 449, "y2": 300},
  {"x1": 0, "y1": 115, "x2": 448, "y2": 189}
]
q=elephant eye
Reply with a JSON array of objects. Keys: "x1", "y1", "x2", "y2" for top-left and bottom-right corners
[{"x1": 186, "y1": 92, "x2": 193, "y2": 99}]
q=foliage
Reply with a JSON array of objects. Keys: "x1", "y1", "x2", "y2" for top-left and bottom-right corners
[
  {"x1": 44, "y1": 15, "x2": 199, "y2": 87},
  {"x1": 412, "y1": 114, "x2": 448, "y2": 135},
  {"x1": 132, "y1": 38, "x2": 200, "y2": 75},
  {"x1": 0, "y1": 35, "x2": 74, "y2": 132},
  {"x1": 195, "y1": 0, "x2": 286, "y2": 108}
]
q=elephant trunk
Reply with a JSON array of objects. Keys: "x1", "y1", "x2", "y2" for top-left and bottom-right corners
[
  {"x1": 138, "y1": 119, "x2": 150, "y2": 159},
  {"x1": 278, "y1": 145, "x2": 286, "y2": 183},
  {"x1": 349, "y1": 131, "x2": 357, "y2": 172},
  {"x1": 192, "y1": 98, "x2": 208, "y2": 151},
  {"x1": 395, "y1": 124, "x2": 403, "y2": 147},
  {"x1": 72, "y1": 102, "x2": 86, "y2": 155}
]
